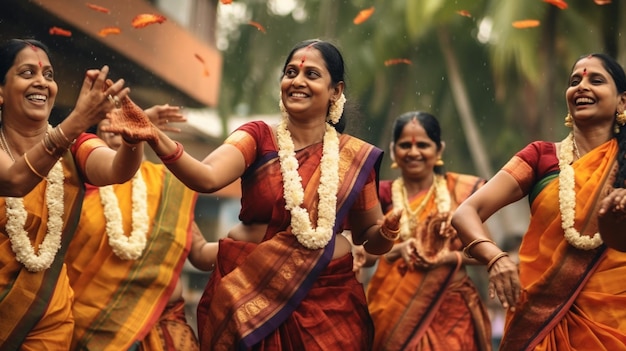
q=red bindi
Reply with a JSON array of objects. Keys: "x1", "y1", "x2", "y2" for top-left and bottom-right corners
[
  {"x1": 299, "y1": 44, "x2": 315, "y2": 68},
  {"x1": 583, "y1": 68, "x2": 587, "y2": 76}
]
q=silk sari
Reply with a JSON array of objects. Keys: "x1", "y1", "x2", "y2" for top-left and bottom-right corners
[
  {"x1": 65, "y1": 162, "x2": 198, "y2": 350},
  {"x1": 500, "y1": 139, "x2": 626, "y2": 350},
  {"x1": 0, "y1": 135, "x2": 97, "y2": 350},
  {"x1": 367, "y1": 173, "x2": 491, "y2": 351},
  {"x1": 197, "y1": 121, "x2": 383, "y2": 350}
]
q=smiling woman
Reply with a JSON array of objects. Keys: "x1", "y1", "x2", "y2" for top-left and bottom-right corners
[{"x1": 0, "y1": 38, "x2": 154, "y2": 349}]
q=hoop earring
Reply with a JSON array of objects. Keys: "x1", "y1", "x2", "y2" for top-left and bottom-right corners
[{"x1": 564, "y1": 113, "x2": 573, "y2": 128}]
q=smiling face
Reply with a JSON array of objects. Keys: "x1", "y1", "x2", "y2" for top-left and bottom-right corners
[
  {"x1": 0, "y1": 46, "x2": 57, "y2": 124},
  {"x1": 566, "y1": 56, "x2": 621, "y2": 128},
  {"x1": 393, "y1": 118, "x2": 442, "y2": 181},
  {"x1": 280, "y1": 46, "x2": 342, "y2": 122}
]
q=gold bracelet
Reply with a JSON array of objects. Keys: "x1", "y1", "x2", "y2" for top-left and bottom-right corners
[
  {"x1": 379, "y1": 225, "x2": 400, "y2": 241},
  {"x1": 462, "y1": 238, "x2": 496, "y2": 259},
  {"x1": 487, "y1": 252, "x2": 509, "y2": 272},
  {"x1": 56, "y1": 125, "x2": 76, "y2": 146},
  {"x1": 24, "y1": 153, "x2": 47, "y2": 180}
]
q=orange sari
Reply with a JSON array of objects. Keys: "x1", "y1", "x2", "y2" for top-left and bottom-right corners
[
  {"x1": 65, "y1": 162, "x2": 198, "y2": 350},
  {"x1": 197, "y1": 121, "x2": 382, "y2": 350},
  {"x1": 367, "y1": 173, "x2": 491, "y2": 351},
  {"x1": 500, "y1": 139, "x2": 626, "y2": 350},
  {"x1": 0, "y1": 135, "x2": 98, "y2": 350}
]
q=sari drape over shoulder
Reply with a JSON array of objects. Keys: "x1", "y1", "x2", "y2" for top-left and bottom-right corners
[
  {"x1": 500, "y1": 139, "x2": 626, "y2": 350},
  {"x1": 65, "y1": 162, "x2": 198, "y2": 350},
  {"x1": 0, "y1": 138, "x2": 95, "y2": 350},
  {"x1": 367, "y1": 173, "x2": 491, "y2": 351},
  {"x1": 197, "y1": 121, "x2": 383, "y2": 351}
]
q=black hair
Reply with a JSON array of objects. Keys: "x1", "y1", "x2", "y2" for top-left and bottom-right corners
[
  {"x1": 391, "y1": 111, "x2": 445, "y2": 175},
  {"x1": 0, "y1": 39, "x2": 52, "y2": 85},
  {"x1": 281, "y1": 39, "x2": 346, "y2": 133}
]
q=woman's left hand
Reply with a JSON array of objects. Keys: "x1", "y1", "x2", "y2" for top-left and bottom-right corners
[
  {"x1": 598, "y1": 187, "x2": 626, "y2": 251},
  {"x1": 144, "y1": 104, "x2": 186, "y2": 132}
]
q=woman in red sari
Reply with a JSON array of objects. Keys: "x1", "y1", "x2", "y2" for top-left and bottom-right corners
[
  {"x1": 452, "y1": 53, "x2": 626, "y2": 350},
  {"x1": 110, "y1": 39, "x2": 401, "y2": 350},
  {"x1": 361, "y1": 111, "x2": 492, "y2": 351}
]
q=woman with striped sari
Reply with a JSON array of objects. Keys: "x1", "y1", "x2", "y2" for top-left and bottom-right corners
[
  {"x1": 452, "y1": 53, "x2": 626, "y2": 350},
  {"x1": 361, "y1": 111, "x2": 492, "y2": 351},
  {"x1": 127, "y1": 39, "x2": 401, "y2": 350}
]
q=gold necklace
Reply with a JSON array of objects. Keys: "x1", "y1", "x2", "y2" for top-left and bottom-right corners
[{"x1": 0, "y1": 127, "x2": 15, "y2": 161}]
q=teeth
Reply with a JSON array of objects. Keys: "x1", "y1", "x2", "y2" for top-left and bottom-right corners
[
  {"x1": 27, "y1": 94, "x2": 47, "y2": 102},
  {"x1": 291, "y1": 93, "x2": 307, "y2": 98},
  {"x1": 576, "y1": 97, "x2": 594, "y2": 104}
]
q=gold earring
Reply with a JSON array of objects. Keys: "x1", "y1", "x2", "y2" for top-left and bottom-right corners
[
  {"x1": 616, "y1": 111, "x2": 626, "y2": 126},
  {"x1": 435, "y1": 158, "x2": 444, "y2": 167},
  {"x1": 390, "y1": 162, "x2": 398, "y2": 169},
  {"x1": 564, "y1": 113, "x2": 573, "y2": 128}
]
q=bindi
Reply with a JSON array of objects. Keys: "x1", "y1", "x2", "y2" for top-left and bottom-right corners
[
  {"x1": 583, "y1": 68, "x2": 587, "y2": 76},
  {"x1": 26, "y1": 43, "x2": 43, "y2": 67},
  {"x1": 299, "y1": 44, "x2": 315, "y2": 68}
]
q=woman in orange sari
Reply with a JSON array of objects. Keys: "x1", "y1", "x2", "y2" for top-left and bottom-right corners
[
  {"x1": 65, "y1": 111, "x2": 200, "y2": 351},
  {"x1": 0, "y1": 38, "x2": 152, "y2": 350},
  {"x1": 105, "y1": 39, "x2": 401, "y2": 350},
  {"x1": 362, "y1": 111, "x2": 492, "y2": 351},
  {"x1": 452, "y1": 53, "x2": 626, "y2": 350}
]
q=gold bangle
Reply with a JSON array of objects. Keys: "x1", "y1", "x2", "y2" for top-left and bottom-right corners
[
  {"x1": 56, "y1": 125, "x2": 76, "y2": 146},
  {"x1": 24, "y1": 153, "x2": 47, "y2": 180},
  {"x1": 379, "y1": 225, "x2": 400, "y2": 241},
  {"x1": 487, "y1": 252, "x2": 509, "y2": 272},
  {"x1": 462, "y1": 238, "x2": 496, "y2": 259}
]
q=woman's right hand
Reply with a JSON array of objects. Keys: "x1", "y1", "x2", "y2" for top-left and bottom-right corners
[
  {"x1": 70, "y1": 66, "x2": 130, "y2": 131},
  {"x1": 487, "y1": 255, "x2": 521, "y2": 311}
]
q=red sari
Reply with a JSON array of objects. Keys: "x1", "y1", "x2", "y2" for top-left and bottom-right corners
[
  {"x1": 499, "y1": 140, "x2": 626, "y2": 350},
  {"x1": 197, "y1": 121, "x2": 383, "y2": 350}
]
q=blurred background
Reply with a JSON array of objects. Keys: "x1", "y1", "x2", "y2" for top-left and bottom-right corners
[{"x1": 2, "y1": 0, "x2": 624, "y2": 346}]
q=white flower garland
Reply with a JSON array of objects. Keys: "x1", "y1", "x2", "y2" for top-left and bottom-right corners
[
  {"x1": 99, "y1": 170, "x2": 149, "y2": 260},
  {"x1": 391, "y1": 174, "x2": 451, "y2": 241},
  {"x1": 276, "y1": 120, "x2": 340, "y2": 250},
  {"x1": 6, "y1": 161, "x2": 64, "y2": 272},
  {"x1": 558, "y1": 133, "x2": 603, "y2": 250}
]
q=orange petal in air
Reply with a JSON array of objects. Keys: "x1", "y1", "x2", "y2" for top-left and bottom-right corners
[
  {"x1": 220, "y1": 0, "x2": 233, "y2": 3},
  {"x1": 384, "y1": 58, "x2": 412, "y2": 66},
  {"x1": 98, "y1": 27, "x2": 122, "y2": 37},
  {"x1": 512, "y1": 20, "x2": 540, "y2": 29},
  {"x1": 353, "y1": 7, "x2": 375, "y2": 25},
  {"x1": 543, "y1": 0, "x2": 568, "y2": 9},
  {"x1": 594, "y1": 0, "x2": 611, "y2": 4},
  {"x1": 49, "y1": 26, "x2": 72, "y2": 37},
  {"x1": 248, "y1": 21, "x2": 266, "y2": 33},
  {"x1": 86, "y1": 3, "x2": 111, "y2": 14},
  {"x1": 456, "y1": 10, "x2": 472, "y2": 18},
  {"x1": 131, "y1": 14, "x2": 167, "y2": 29},
  {"x1": 194, "y1": 54, "x2": 210, "y2": 76}
]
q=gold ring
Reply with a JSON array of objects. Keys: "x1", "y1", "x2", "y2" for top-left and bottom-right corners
[
  {"x1": 107, "y1": 94, "x2": 115, "y2": 105},
  {"x1": 113, "y1": 96, "x2": 121, "y2": 109}
]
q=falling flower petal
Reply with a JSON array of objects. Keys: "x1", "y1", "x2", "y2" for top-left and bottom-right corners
[
  {"x1": 194, "y1": 54, "x2": 210, "y2": 76},
  {"x1": 248, "y1": 21, "x2": 266, "y2": 33},
  {"x1": 86, "y1": 3, "x2": 111, "y2": 14},
  {"x1": 98, "y1": 27, "x2": 122, "y2": 37},
  {"x1": 220, "y1": 0, "x2": 233, "y2": 3},
  {"x1": 353, "y1": 7, "x2": 375, "y2": 25},
  {"x1": 131, "y1": 14, "x2": 167, "y2": 28},
  {"x1": 456, "y1": 10, "x2": 472, "y2": 18},
  {"x1": 49, "y1": 26, "x2": 72, "y2": 37},
  {"x1": 512, "y1": 20, "x2": 540, "y2": 28},
  {"x1": 543, "y1": 0, "x2": 568, "y2": 9},
  {"x1": 594, "y1": 0, "x2": 611, "y2": 4},
  {"x1": 384, "y1": 58, "x2": 412, "y2": 66}
]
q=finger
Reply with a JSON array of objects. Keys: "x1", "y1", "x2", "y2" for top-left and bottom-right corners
[{"x1": 92, "y1": 65, "x2": 110, "y2": 92}]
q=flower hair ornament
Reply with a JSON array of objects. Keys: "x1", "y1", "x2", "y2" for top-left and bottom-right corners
[
  {"x1": 615, "y1": 110, "x2": 626, "y2": 134},
  {"x1": 327, "y1": 93, "x2": 346, "y2": 124}
]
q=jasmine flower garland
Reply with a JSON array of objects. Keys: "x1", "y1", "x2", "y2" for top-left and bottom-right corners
[
  {"x1": 276, "y1": 120, "x2": 339, "y2": 250},
  {"x1": 99, "y1": 170, "x2": 149, "y2": 260},
  {"x1": 558, "y1": 133, "x2": 603, "y2": 250},
  {"x1": 6, "y1": 161, "x2": 64, "y2": 272}
]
